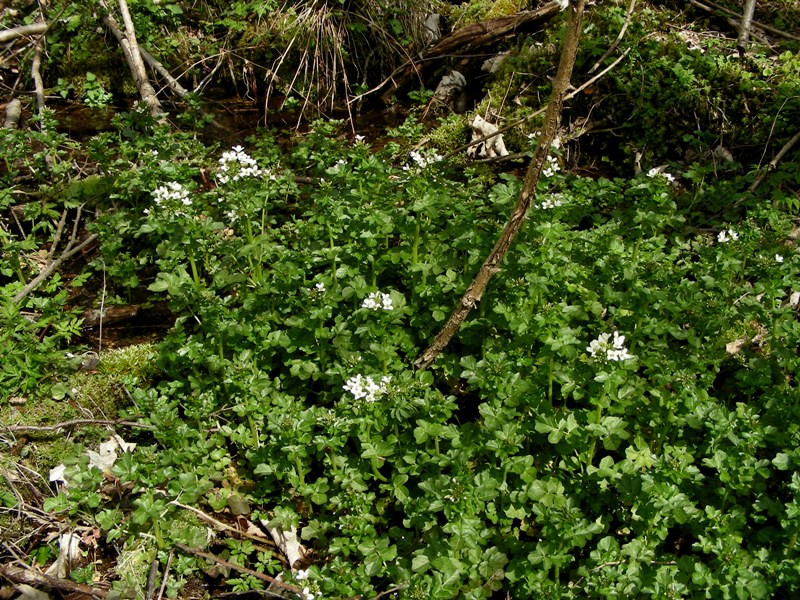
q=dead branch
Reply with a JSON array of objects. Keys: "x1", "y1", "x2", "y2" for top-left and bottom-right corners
[
  {"x1": 171, "y1": 501, "x2": 279, "y2": 549},
  {"x1": 688, "y1": 0, "x2": 800, "y2": 42},
  {"x1": 2, "y1": 98, "x2": 21, "y2": 129},
  {"x1": 139, "y1": 46, "x2": 190, "y2": 97},
  {"x1": 0, "y1": 22, "x2": 47, "y2": 43},
  {"x1": 366, "y1": 1, "x2": 562, "y2": 104},
  {"x1": 749, "y1": 130, "x2": 800, "y2": 192},
  {"x1": 174, "y1": 543, "x2": 302, "y2": 596},
  {"x1": 415, "y1": 0, "x2": 587, "y2": 371},
  {"x1": 12, "y1": 232, "x2": 97, "y2": 303},
  {"x1": 737, "y1": 0, "x2": 757, "y2": 54},
  {"x1": 588, "y1": 0, "x2": 635, "y2": 74},
  {"x1": 444, "y1": 49, "x2": 629, "y2": 160},
  {"x1": 3, "y1": 418, "x2": 155, "y2": 433},
  {"x1": 96, "y1": 0, "x2": 164, "y2": 116},
  {"x1": 0, "y1": 563, "x2": 107, "y2": 598}
]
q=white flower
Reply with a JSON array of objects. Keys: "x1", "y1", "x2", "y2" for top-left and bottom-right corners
[
  {"x1": 557, "y1": 0, "x2": 569, "y2": 10},
  {"x1": 149, "y1": 181, "x2": 192, "y2": 215},
  {"x1": 587, "y1": 331, "x2": 634, "y2": 362},
  {"x1": 775, "y1": 254, "x2": 784, "y2": 263},
  {"x1": 343, "y1": 374, "x2": 391, "y2": 403},
  {"x1": 537, "y1": 194, "x2": 564, "y2": 209},
  {"x1": 407, "y1": 150, "x2": 443, "y2": 169},
  {"x1": 542, "y1": 155, "x2": 560, "y2": 178},
  {"x1": 354, "y1": 134, "x2": 365, "y2": 143},
  {"x1": 717, "y1": 229, "x2": 739, "y2": 243},
  {"x1": 315, "y1": 282, "x2": 326, "y2": 293},
  {"x1": 362, "y1": 291, "x2": 394, "y2": 311},
  {"x1": 646, "y1": 167, "x2": 676, "y2": 183},
  {"x1": 216, "y1": 145, "x2": 265, "y2": 184}
]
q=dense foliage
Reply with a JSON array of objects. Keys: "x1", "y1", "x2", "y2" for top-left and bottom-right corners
[{"x1": 2, "y1": 0, "x2": 800, "y2": 598}]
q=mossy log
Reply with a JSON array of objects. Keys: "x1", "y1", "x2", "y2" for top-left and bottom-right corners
[{"x1": 381, "y1": 1, "x2": 562, "y2": 102}]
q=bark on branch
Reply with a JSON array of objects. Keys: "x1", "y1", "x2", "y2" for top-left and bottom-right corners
[
  {"x1": 737, "y1": 0, "x2": 758, "y2": 54},
  {"x1": 0, "y1": 22, "x2": 47, "y2": 43},
  {"x1": 414, "y1": 0, "x2": 586, "y2": 371},
  {"x1": 97, "y1": 0, "x2": 164, "y2": 116},
  {"x1": 372, "y1": 1, "x2": 562, "y2": 103}
]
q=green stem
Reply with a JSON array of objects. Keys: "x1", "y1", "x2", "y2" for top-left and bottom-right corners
[
  {"x1": 548, "y1": 356, "x2": 554, "y2": 406},
  {"x1": 188, "y1": 253, "x2": 201, "y2": 286},
  {"x1": 295, "y1": 457, "x2": 305, "y2": 487}
]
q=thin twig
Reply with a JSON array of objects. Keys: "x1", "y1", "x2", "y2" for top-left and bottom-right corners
[
  {"x1": 0, "y1": 562, "x2": 107, "y2": 598},
  {"x1": 46, "y1": 209, "x2": 69, "y2": 262},
  {"x1": 12, "y1": 232, "x2": 98, "y2": 303},
  {"x1": 588, "y1": 0, "x2": 635, "y2": 74},
  {"x1": 748, "y1": 130, "x2": 800, "y2": 192},
  {"x1": 155, "y1": 550, "x2": 174, "y2": 600},
  {"x1": 688, "y1": 0, "x2": 800, "y2": 42},
  {"x1": 415, "y1": 0, "x2": 587, "y2": 370},
  {"x1": 170, "y1": 501, "x2": 279, "y2": 549},
  {"x1": 2, "y1": 418, "x2": 155, "y2": 433},
  {"x1": 174, "y1": 543, "x2": 301, "y2": 596}
]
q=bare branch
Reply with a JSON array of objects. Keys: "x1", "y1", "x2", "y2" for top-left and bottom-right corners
[
  {"x1": 3, "y1": 418, "x2": 155, "y2": 433},
  {"x1": 737, "y1": 0, "x2": 758, "y2": 54},
  {"x1": 0, "y1": 22, "x2": 47, "y2": 43},
  {"x1": 415, "y1": 0, "x2": 587, "y2": 371},
  {"x1": 96, "y1": 0, "x2": 164, "y2": 116}
]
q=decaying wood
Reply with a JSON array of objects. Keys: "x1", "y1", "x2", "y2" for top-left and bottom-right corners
[
  {"x1": 0, "y1": 22, "x2": 47, "y2": 44},
  {"x1": 376, "y1": 1, "x2": 562, "y2": 103},
  {"x1": 82, "y1": 305, "x2": 140, "y2": 327},
  {"x1": 2, "y1": 98, "x2": 21, "y2": 129},
  {"x1": 737, "y1": 0, "x2": 758, "y2": 54},
  {"x1": 0, "y1": 563, "x2": 107, "y2": 598},
  {"x1": 97, "y1": 0, "x2": 164, "y2": 116},
  {"x1": 415, "y1": 0, "x2": 587, "y2": 371}
]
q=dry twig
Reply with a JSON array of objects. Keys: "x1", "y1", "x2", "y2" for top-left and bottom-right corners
[
  {"x1": 174, "y1": 543, "x2": 301, "y2": 596},
  {"x1": 415, "y1": 0, "x2": 587, "y2": 370},
  {"x1": 2, "y1": 418, "x2": 155, "y2": 433}
]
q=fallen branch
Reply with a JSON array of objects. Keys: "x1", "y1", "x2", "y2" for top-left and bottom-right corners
[
  {"x1": 688, "y1": 0, "x2": 800, "y2": 42},
  {"x1": 171, "y1": 500, "x2": 279, "y2": 549},
  {"x1": 139, "y1": 46, "x2": 190, "y2": 97},
  {"x1": 12, "y1": 202, "x2": 98, "y2": 304},
  {"x1": 0, "y1": 22, "x2": 48, "y2": 44},
  {"x1": 748, "y1": 130, "x2": 800, "y2": 192},
  {"x1": 444, "y1": 48, "x2": 629, "y2": 160},
  {"x1": 2, "y1": 99, "x2": 22, "y2": 129},
  {"x1": 3, "y1": 418, "x2": 155, "y2": 433},
  {"x1": 588, "y1": 0, "x2": 635, "y2": 74},
  {"x1": 415, "y1": 0, "x2": 587, "y2": 370},
  {"x1": 174, "y1": 543, "x2": 301, "y2": 596},
  {"x1": 354, "y1": 1, "x2": 561, "y2": 105},
  {"x1": 97, "y1": 0, "x2": 164, "y2": 116},
  {"x1": 0, "y1": 563, "x2": 107, "y2": 598}
]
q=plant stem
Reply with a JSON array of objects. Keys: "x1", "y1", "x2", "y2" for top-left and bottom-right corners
[{"x1": 188, "y1": 253, "x2": 200, "y2": 286}]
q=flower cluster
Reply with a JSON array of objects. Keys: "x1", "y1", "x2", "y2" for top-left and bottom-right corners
[
  {"x1": 646, "y1": 167, "x2": 676, "y2": 183},
  {"x1": 406, "y1": 149, "x2": 442, "y2": 170},
  {"x1": 587, "y1": 331, "x2": 634, "y2": 362},
  {"x1": 362, "y1": 291, "x2": 393, "y2": 311},
  {"x1": 343, "y1": 374, "x2": 391, "y2": 403},
  {"x1": 775, "y1": 254, "x2": 784, "y2": 263},
  {"x1": 542, "y1": 155, "x2": 561, "y2": 178},
  {"x1": 217, "y1": 145, "x2": 264, "y2": 184},
  {"x1": 717, "y1": 228, "x2": 739, "y2": 243},
  {"x1": 536, "y1": 194, "x2": 564, "y2": 209},
  {"x1": 145, "y1": 181, "x2": 192, "y2": 215}
]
